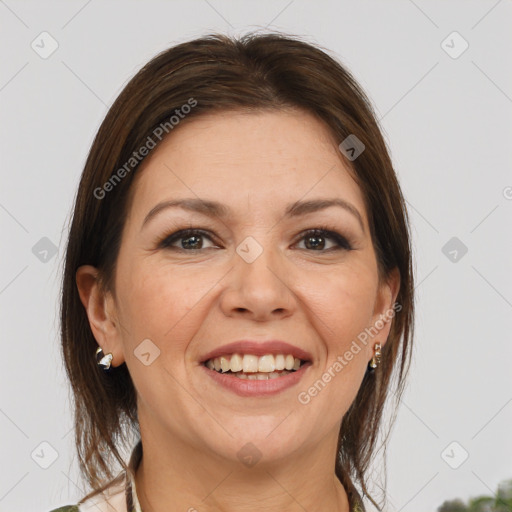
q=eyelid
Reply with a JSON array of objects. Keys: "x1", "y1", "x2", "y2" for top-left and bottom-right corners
[
  {"x1": 295, "y1": 227, "x2": 352, "y2": 250},
  {"x1": 157, "y1": 225, "x2": 354, "y2": 252},
  {"x1": 157, "y1": 228, "x2": 219, "y2": 249}
]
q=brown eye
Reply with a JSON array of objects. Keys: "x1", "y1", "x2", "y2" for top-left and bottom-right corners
[
  {"x1": 296, "y1": 229, "x2": 352, "y2": 251},
  {"x1": 160, "y1": 229, "x2": 217, "y2": 251}
]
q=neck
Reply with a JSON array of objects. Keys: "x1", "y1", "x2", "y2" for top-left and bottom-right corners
[{"x1": 134, "y1": 425, "x2": 351, "y2": 512}]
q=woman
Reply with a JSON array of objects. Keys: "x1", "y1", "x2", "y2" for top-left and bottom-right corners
[{"x1": 51, "y1": 31, "x2": 414, "y2": 512}]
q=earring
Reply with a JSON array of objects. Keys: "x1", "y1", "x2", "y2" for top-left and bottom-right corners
[
  {"x1": 96, "y1": 346, "x2": 113, "y2": 370},
  {"x1": 368, "y1": 342, "x2": 382, "y2": 371}
]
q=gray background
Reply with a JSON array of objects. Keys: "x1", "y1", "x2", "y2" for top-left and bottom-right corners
[{"x1": 1, "y1": 1, "x2": 511, "y2": 511}]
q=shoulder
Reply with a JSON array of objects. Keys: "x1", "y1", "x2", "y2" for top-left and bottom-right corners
[{"x1": 47, "y1": 474, "x2": 124, "y2": 512}]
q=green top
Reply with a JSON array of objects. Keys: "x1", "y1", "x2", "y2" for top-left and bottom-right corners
[{"x1": 48, "y1": 440, "x2": 365, "y2": 512}]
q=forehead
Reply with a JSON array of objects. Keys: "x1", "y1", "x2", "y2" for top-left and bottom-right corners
[{"x1": 127, "y1": 109, "x2": 367, "y2": 225}]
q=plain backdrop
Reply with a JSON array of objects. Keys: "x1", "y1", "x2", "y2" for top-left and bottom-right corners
[{"x1": 1, "y1": 1, "x2": 511, "y2": 511}]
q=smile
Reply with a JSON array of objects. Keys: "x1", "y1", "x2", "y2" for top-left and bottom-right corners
[
  {"x1": 202, "y1": 353, "x2": 311, "y2": 396},
  {"x1": 204, "y1": 353, "x2": 306, "y2": 374}
]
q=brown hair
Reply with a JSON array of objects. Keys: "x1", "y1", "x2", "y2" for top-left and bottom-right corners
[{"x1": 60, "y1": 31, "x2": 414, "y2": 510}]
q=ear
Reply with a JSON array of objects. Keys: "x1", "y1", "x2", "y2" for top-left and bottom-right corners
[
  {"x1": 75, "y1": 265, "x2": 126, "y2": 367},
  {"x1": 370, "y1": 267, "x2": 401, "y2": 350}
]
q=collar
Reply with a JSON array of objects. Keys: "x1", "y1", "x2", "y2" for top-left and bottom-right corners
[{"x1": 78, "y1": 440, "x2": 143, "y2": 512}]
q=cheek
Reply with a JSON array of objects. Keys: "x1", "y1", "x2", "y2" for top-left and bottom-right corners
[
  {"x1": 305, "y1": 263, "x2": 377, "y2": 341},
  {"x1": 301, "y1": 262, "x2": 377, "y2": 405},
  {"x1": 319, "y1": 268, "x2": 377, "y2": 397},
  {"x1": 295, "y1": 273, "x2": 375, "y2": 434},
  {"x1": 116, "y1": 259, "x2": 215, "y2": 350}
]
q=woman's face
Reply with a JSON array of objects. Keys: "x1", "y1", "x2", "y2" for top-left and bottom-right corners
[{"x1": 82, "y1": 109, "x2": 398, "y2": 466}]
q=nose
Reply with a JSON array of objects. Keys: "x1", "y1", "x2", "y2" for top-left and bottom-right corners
[{"x1": 219, "y1": 239, "x2": 297, "y2": 322}]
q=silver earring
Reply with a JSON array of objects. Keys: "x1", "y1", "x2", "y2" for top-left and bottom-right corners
[{"x1": 96, "y1": 346, "x2": 113, "y2": 370}]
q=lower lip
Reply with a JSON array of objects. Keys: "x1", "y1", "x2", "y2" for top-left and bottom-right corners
[{"x1": 201, "y1": 362, "x2": 312, "y2": 397}]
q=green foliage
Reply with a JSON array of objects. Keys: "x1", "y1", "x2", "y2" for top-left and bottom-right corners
[
  {"x1": 468, "y1": 495, "x2": 495, "y2": 512},
  {"x1": 437, "y1": 479, "x2": 512, "y2": 512},
  {"x1": 438, "y1": 498, "x2": 468, "y2": 511}
]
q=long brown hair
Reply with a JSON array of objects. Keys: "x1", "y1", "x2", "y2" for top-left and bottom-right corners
[{"x1": 60, "y1": 31, "x2": 414, "y2": 510}]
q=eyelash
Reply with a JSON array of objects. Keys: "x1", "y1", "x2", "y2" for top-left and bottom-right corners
[{"x1": 157, "y1": 226, "x2": 353, "y2": 252}]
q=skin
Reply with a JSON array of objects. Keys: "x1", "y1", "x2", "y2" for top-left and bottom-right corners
[{"x1": 76, "y1": 109, "x2": 399, "y2": 512}]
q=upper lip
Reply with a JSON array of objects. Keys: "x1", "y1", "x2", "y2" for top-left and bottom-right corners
[{"x1": 200, "y1": 340, "x2": 313, "y2": 363}]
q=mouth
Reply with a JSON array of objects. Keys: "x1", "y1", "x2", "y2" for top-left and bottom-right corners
[
  {"x1": 202, "y1": 353, "x2": 309, "y2": 380},
  {"x1": 201, "y1": 353, "x2": 312, "y2": 397},
  {"x1": 199, "y1": 340, "x2": 313, "y2": 381}
]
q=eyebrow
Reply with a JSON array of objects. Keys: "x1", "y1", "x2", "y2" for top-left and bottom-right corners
[{"x1": 142, "y1": 197, "x2": 365, "y2": 232}]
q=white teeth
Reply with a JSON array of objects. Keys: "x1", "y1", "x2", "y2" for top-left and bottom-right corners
[
  {"x1": 220, "y1": 356, "x2": 230, "y2": 373},
  {"x1": 230, "y1": 353, "x2": 243, "y2": 372},
  {"x1": 233, "y1": 370, "x2": 293, "y2": 380},
  {"x1": 242, "y1": 354, "x2": 259, "y2": 372},
  {"x1": 258, "y1": 354, "x2": 275, "y2": 372},
  {"x1": 205, "y1": 353, "x2": 306, "y2": 374},
  {"x1": 275, "y1": 354, "x2": 285, "y2": 371}
]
